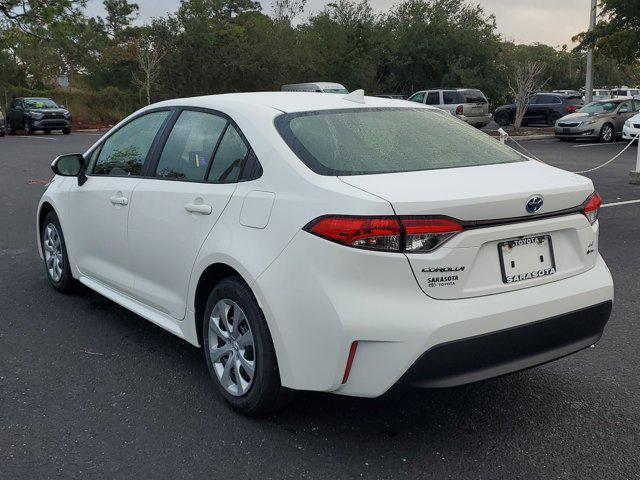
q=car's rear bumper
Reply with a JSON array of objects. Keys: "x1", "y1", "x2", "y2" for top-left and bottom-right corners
[
  {"x1": 460, "y1": 113, "x2": 492, "y2": 127},
  {"x1": 399, "y1": 301, "x2": 611, "y2": 389}
]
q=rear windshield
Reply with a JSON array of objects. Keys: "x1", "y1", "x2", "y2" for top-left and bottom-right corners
[
  {"x1": 275, "y1": 107, "x2": 524, "y2": 176},
  {"x1": 460, "y1": 89, "x2": 487, "y2": 104},
  {"x1": 323, "y1": 88, "x2": 349, "y2": 94}
]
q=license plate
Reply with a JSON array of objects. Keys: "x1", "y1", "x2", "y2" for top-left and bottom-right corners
[{"x1": 498, "y1": 235, "x2": 556, "y2": 284}]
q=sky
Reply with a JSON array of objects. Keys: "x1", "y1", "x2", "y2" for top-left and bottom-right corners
[{"x1": 85, "y1": 0, "x2": 592, "y2": 48}]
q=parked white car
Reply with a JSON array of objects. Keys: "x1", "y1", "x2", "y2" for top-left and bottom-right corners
[
  {"x1": 623, "y1": 112, "x2": 640, "y2": 141},
  {"x1": 37, "y1": 92, "x2": 613, "y2": 415},
  {"x1": 582, "y1": 89, "x2": 612, "y2": 102},
  {"x1": 611, "y1": 88, "x2": 640, "y2": 99}
]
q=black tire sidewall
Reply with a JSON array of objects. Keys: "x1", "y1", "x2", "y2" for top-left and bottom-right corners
[
  {"x1": 42, "y1": 211, "x2": 75, "y2": 293},
  {"x1": 202, "y1": 277, "x2": 283, "y2": 415},
  {"x1": 496, "y1": 111, "x2": 510, "y2": 126},
  {"x1": 548, "y1": 113, "x2": 562, "y2": 126}
]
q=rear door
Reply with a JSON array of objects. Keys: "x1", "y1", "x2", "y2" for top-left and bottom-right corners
[
  {"x1": 66, "y1": 110, "x2": 171, "y2": 291},
  {"x1": 127, "y1": 108, "x2": 249, "y2": 319}
]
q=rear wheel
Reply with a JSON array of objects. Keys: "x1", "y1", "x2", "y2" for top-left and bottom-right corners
[
  {"x1": 24, "y1": 120, "x2": 34, "y2": 135},
  {"x1": 599, "y1": 123, "x2": 614, "y2": 143},
  {"x1": 495, "y1": 111, "x2": 510, "y2": 127},
  {"x1": 44, "y1": 129, "x2": 51, "y2": 135},
  {"x1": 41, "y1": 211, "x2": 76, "y2": 293},
  {"x1": 547, "y1": 112, "x2": 562, "y2": 126},
  {"x1": 62, "y1": 128, "x2": 71, "y2": 135},
  {"x1": 202, "y1": 277, "x2": 293, "y2": 415},
  {"x1": 7, "y1": 121, "x2": 15, "y2": 135}
]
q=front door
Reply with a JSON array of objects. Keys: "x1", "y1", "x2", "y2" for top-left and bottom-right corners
[
  {"x1": 614, "y1": 100, "x2": 638, "y2": 133},
  {"x1": 127, "y1": 109, "x2": 249, "y2": 319},
  {"x1": 66, "y1": 110, "x2": 171, "y2": 292}
]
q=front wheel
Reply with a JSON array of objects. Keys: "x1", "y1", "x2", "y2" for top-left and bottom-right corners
[
  {"x1": 547, "y1": 112, "x2": 562, "y2": 126},
  {"x1": 24, "y1": 120, "x2": 35, "y2": 135},
  {"x1": 203, "y1": 277, "x2": 293, "y2": 415},
  {"x1": 599, "y1": 123, "x2": 614, "y2": 143},
  {"x1": 62, "y1": 128, "x2": 71, "y2": 135},
  {"x1": 495, "y1": 111, "x2": 510, "y2": 127},
  {"x1": 41, "y1": 211, "x2": 76, "y2": 293}
]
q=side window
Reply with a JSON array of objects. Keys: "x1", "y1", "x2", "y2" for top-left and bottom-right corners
[
  {"x1": 534, "y1": 95, "x2": 556, "y2": 104},
  {"x1": 425, "y1": 92, "x2": 440, "y2": 105},
  {"x1": 409, "y1": 92, "x2": 425, "y2": 103},
  {"x1": 155, "y1": 111, "x2": 227, "y2": 181},
  {"x1": 442, "y1": 91, "x2": 458, "y2": 105},
  {"x1": 207, "y1": 125, "x2": 248, "y2": 184},
  {"x1": 93, "y1": 111, "x2": 169, "y2": 176},
  {"x1": 633, "y1": 101, "x2": 640, "y2": 112},
  {"x1": 619, "y1": 101, "x2": 633, "y2": 113}
]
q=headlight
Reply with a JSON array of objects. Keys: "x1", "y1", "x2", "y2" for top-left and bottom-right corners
[
  {"x1": 63, "y1": 111, "x2": 71, "y2": 118},
  {"x1": 625, "y1": 120, "x2": 631, "y2": 128},
  {"x1": 30, "y1": 112, "x2": 44, "y2": 120},
  {"x1": 582, "y1": 119, "x2": 597, "y2": 126}
]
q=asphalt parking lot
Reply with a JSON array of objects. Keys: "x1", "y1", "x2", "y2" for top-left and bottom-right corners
[{"x1": 1, "y1": 132, "x2": 640, "y2": 479}]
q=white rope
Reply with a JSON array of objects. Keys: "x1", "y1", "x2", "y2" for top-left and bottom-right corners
[{"x1": 503, "y1": 132, "x2": 640, "y2": 174}]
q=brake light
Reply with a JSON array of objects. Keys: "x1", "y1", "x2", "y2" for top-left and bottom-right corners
[
  {"x1": 583, "y1": 191, "x2": 602, "y2": 225},
  {"x1": 567, "y1": 105, "x2": 578, "y2": 113},
  {"x1": 455, "y1": 105, "x2": 464, "y2": 115},
  {"x1": 304, "y1": 215, "x2": 463, "y2": 252},
  {"x1": 400, "y1": 217, "x2": 463, "y2": 252}
]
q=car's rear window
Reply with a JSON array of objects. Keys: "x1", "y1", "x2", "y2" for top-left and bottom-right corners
[
  {"x1": 275, "y1": 107, "x2": 524, "y2": 176},
  {"x1": 460, "y1": 89, "x2": 487, "y2": 104}
]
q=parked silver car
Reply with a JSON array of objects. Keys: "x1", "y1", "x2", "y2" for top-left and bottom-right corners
[
  {"x1": 555, "y1": 98, "x2": 640, "y2": 142},
  {"x1": 408, "y1": 88, "x2": 492, "y2": 128}
]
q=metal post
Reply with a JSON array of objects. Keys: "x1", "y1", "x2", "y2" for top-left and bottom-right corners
[
  {"x1": 631, "y1": 135, "x2": 640, "y2": 184},
  {"x1": 585, "y1": 0, "x2": 597, "y2": 103}
]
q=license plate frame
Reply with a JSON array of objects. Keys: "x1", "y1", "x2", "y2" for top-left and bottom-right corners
[{"x1": 497, "y1": 235, "x2": 556, "y2": 284}]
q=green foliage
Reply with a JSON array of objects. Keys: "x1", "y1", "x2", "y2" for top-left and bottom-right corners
[{"x1": 1, "y1": 0, "x2": 638, "y2": 126}]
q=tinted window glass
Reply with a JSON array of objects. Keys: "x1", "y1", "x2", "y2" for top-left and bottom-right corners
[
  {"x1": 425, "y1": 92, "x2": 439, "y2": 105},
  {"x1": 534, "y1": 95, "x2": 560, "y2": 104},
  {"x1": 409, "y1": 92, "x2": 425, "y2": 103},
  {"x1": 207, "y1": 125, "x2": 248, "y2": 183},
  {"x1": 460, "y1": 89, "x2": 487, "y2": 104},
  {"x1": 93, "y1": 111, "x2": 169, "y2": 176},
  {"x1": 619, "y1": 101, "x2": 633, "y2": 113},
  {"x1": 443, "y1": 91, "x2": 459, "y2": 104},
  {"x1": 277, "y1": 108, "x2": 524, "y2": 176},
  {"x1": 156, "y1": 111, "x2": 227, "y2": 181}
]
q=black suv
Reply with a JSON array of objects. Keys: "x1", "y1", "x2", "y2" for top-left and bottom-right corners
[
  {"x1": 6, "y1": 97, "x2": 72, "y2": 135},
  {"x1": 494, "y1": 93, "x2": 583, "y2": 127}
]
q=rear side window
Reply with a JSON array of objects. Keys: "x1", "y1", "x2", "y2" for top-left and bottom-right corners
[
  {"x1": 534, "y1": 95, "x2": 560, "y2": 104},
  {"x1": 155, "y1": 111, "x2": 227, "y2": 181},
  {"x1": 276, "y1": 107, "x2": 524, "y2": 176},
  {"x1": 459, "y1": 90, "x2": 487, "y2": 104},
  {"x1": 92, "y1": 111, "x2": 169, "y2": 176},
  {"x1": 409, "y1": 92, "x2": 425, "y2": 103},
  {"x1": 425, "y1": 92, "x2": 439, "y2": 105},
  {"x1": 207, "y1": 125, "x2": 248, "y2": 183},
  {"x1": 442, "y1": 91, "x2": 459, "y2": 104}
]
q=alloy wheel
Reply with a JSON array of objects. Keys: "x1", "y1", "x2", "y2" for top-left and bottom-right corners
[
  {"x1": 208, "y1": 299, "x2": 256, "y2": 397},
  {"x1": 43, "y1": 223, "x2": 63, "y2": 282},
  {"x1": 601, "y1": 125, "x2": 613, "y2": 142}
]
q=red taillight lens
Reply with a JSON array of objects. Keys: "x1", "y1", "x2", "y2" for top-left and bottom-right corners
[
  {"x1": 455, "y1": 105, "x2": 464, "y2": 115},
  {"x1": 567, "y1": 105, "x2": 578, "y2": 113},
  {"x1": 305, "y1": 216, "x2": 463, "y2": 252},
  {"x1": 400, "y1": 217, "x2": 463, "y2": 252},
  {"x1": 583, "y1": 191, "x2": 602, "y2": 225},
  {"x1": 306, "y1": 216, "x2": 402, "y2": 251}
]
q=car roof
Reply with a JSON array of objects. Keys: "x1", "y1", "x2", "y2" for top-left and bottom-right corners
[{"x1": 151, "y1": 92, "x2": 422, "y2": 114}]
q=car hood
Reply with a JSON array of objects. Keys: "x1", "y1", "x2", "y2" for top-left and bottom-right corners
[
  {"x1": 561, "y1": 112, "x2": 610, "y2": 122},
  {"x1": 28, "y1": 108, "x2": 69, "y2": 115}
]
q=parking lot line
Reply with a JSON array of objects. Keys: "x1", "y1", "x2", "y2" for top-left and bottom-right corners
[
  {"x1": 573, "y1": 143, "x2": 621, "y2": 148},
  {"x1": 14, "y1": 136, "x2": 57, "y2": 141},
  {"x1": 602, "y1": 199, "x2": 640, "y2": 208}
]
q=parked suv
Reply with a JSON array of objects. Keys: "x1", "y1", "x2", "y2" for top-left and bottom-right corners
[
  {"x1": 6, "y1": 97, "x2": 72, "y2": 135},
  {"x1": 408, "y1": 88, "x2": 492, "y2": 128},
  {"x1": 494, "y1": 93, "x2": 583, "y2": 127}
]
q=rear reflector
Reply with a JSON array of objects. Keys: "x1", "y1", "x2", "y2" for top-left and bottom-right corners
[
  {"x1": 342, "y1": 341, "x2": 359, "y2": 384},
  {"x1": 583, "y1": 191, "x2": 602, "y2": 225},
  {"x1": 305, "y1": 215, "x2": 464, "y2": 253}
]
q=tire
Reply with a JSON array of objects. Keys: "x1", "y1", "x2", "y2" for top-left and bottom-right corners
[
  {"x1": 0, "y1": 130, "x2": 4, "y2": 137},
  {"x1": 495, "y1": 111, "x2": 510, "y2": 127},
  {"x1": 62, "y1": 128, "x2": 71, "y2": 135},
  {"x1": 599, "y1": 123, "x2": 614, "y2": 143},
  {"x1": 202, "y1": 276, "x2": 293, "y2": 415},
  {"x1": 44, "y1": 129, "x2": 51, "y2": 135},
  {"x1": 7, "y1": 122, "x2": 15, "y2": 135},
  {"x1": 24, "y1": 120, "x2": 34, "y2": 135},
  {"x1": 41, "y1": 211, "x2": 76, "y2": 293},
  {"x1": 547, "y1": 112, "x2": 562, "y2": 126}
]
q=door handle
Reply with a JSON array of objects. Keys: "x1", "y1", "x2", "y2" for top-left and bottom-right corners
[
  {"x1": 110, "y1": 195, "x2": 128, "y2": 206},
  {"x1": 185, "y1": 203, "x2": 212, "y2": 215}
]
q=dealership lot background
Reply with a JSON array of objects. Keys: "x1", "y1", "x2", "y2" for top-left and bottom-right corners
[{"x1": 0, "y1": 132, "x2": 639, "y2": 478}]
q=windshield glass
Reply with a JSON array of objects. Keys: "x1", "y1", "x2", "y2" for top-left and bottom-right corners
[
  {"x1": 579, "y1": 102, "x2": 620, "y2": 114},
  {"x1": 23, "y1": 98, "x2": 59, "y2": 109},
  {"x1": 276, "y1": 107, "x2": 525, "y2": 176},
  {"x1": 323, "y1": 88, "x2": 349, "y2": 94}
]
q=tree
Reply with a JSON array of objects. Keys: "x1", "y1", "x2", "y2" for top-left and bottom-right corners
[
  {"x1": 508, "y1": 61, "x2": 546, "y2": 133},
  {"x1": 0, "y1": 0, "x2": 83, "y2": 38},
  {"x1": 577, "y1": 0, "x2": 640, "y2": 62},
  {"x1": 271, "y1": 0, "x2": 306, "y2": 26},
  {"x1": 103, "y1": 0, "x2": 138, "y2": 39},
  {"x1": 133, "y1": 27, "x2": 167, "y2": 104}
]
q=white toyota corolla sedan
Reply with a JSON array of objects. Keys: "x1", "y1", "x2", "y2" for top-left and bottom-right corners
[{"x1": 37, "y1": 92, "x2": 613, "y2": 415}]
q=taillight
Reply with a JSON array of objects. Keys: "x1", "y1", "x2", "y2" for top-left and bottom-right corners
[
  {"x1": 583, "y1": 191, "x2": 602, "y2": 225},
  {"x1": 455, "y1": 105, "x2": 464, "y2": 115},
  {"x1": 304, "y1": 215, "x2": 463, "y2": 253},
  {"x1": 567, "y1": 105, "x2": 578, "y2": 113},
  {"x1": 400, "y1": 217, "x2": 463, "y2": 252}
]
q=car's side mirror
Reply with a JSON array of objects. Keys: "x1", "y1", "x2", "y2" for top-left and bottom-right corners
[{"x1": 51, "y1": 154, "x2": 87, "y2": 186}]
